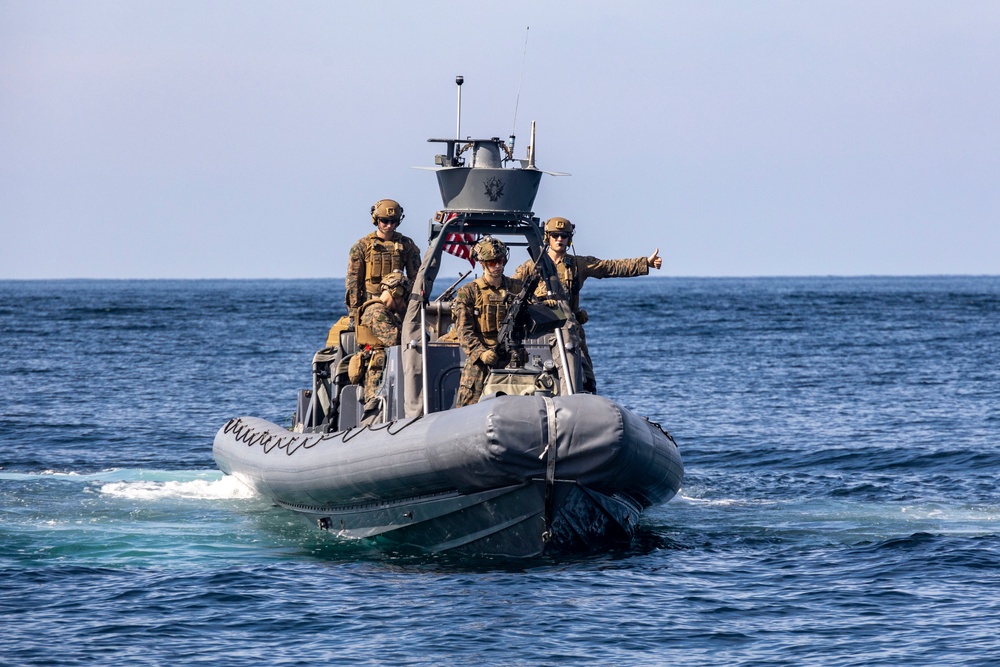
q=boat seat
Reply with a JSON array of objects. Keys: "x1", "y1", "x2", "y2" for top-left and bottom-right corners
[
  {"x1": 337, "y1": 384, "x2": 363, "y2": 430},
  {"x1": 339, "y1": 330, "x2": 357, "y2": 357},
  {"x1": 424, "y1": 344, "x2": 462, "y2": 412}
]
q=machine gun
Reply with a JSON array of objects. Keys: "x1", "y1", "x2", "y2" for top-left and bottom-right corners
[
  {"x1": 495, "y1": 257, "x2": 570, "y2": 368},
  {"x1": 495, "y1": 263, "x2": 543, "y2": 366},
  {"x1": 434, "y1": 270, "x2": 472, "y2": 302}
]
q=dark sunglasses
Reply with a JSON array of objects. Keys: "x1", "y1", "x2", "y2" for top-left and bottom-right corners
[
  {"x1": 550, "y1": 232, "x2": 571, "y2": 239},
  {"x1": 377, "y1": 218, "x2": 401, "y2": 226}
]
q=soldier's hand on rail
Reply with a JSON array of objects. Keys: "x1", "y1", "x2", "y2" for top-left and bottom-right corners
[
  {"x1": 480, "y1": 349, "x2": 499, "y2": 366},
  {"x1": 647, "y1": 248, "x2": 662, "y2": 270}
]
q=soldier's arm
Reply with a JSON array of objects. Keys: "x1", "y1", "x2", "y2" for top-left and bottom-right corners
[
  {"x1": 453, "y1": 288, "x2": 487, "y2": 360},
  {"x1": 405, "y1": 239, "x2": 422, "y2": 281},
  {"x1": 511, "y1": 260, "x2": 552, "y2": 300},
  {"x1": 577, "y1": 255, "x2": 650, "y2": 280},
  {"x1": 345, "y1": 243, "x2": 367, "y2": 311},
  {"x1": 510, "y1": 259, "x2": 533, "y2": 283}
]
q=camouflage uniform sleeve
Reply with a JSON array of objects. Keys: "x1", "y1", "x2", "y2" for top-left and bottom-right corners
[
  {"x1": 512, "y1": 259, "x2": 549, "y2": 300},
  {"x1": 345, "y1": 238, "x2": 369, "y2": 312},
  {"x1": 361, "y1": 304, "x2": 401, "y2": 348},
  {"x1": 403, "y1": 236, "x2": 422, "y2": 282},
  {"x1": 511, "y1": 259, "x2": 534, "y2": 284},
  {"x1": 452, "y1": 284, "x2": 487, "y2": 360},
  {"x1": 576, "y1": 255, "x2": 649, "y2": 281}
]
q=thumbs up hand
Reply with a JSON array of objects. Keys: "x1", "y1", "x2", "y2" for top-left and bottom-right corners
[{"x1": 647, "y1": 248, "x2": 663, "y2": 270}]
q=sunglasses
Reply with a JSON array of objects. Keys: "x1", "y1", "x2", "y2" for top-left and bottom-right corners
[
  {"x1": 377, "y1": 218, "x2": 401, "y2": 226},
  {"x1": 550, "y1": 232, "x2": 571, "y2": 239}
]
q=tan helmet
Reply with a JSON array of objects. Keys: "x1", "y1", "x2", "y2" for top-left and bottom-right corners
[
  {"x1": 472, "y1": 236, "x2": 509, "y2": 263},
  {"x1": 380, "y1": 270, "x2": 410, "y2": 300},
  {"x1": 544, "y1": 217, "x2": 575, "y2": 237},
  {"x1": 371, "y1": 198, "x2": 404, "y2": 225}
]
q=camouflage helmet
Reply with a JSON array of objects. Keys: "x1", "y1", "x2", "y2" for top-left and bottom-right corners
[
  {"x1": 472, "y1": 236, "x2": 509, "y2": 263},
  {"x1": 380, "y1": 270, "x2": 410, "y2": 300},
  {"x1": 543, "y1": 217, "x2": 575, "y2": 237},
  {"x1": 371, "y1": 198, "x2": 404, "y2": 225}
]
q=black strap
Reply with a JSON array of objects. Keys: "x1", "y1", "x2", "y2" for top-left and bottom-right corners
[{"x1": 540, "y1": 397, "x2": 558, "y2": 544}]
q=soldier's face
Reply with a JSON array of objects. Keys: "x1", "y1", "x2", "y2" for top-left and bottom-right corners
[
  {"x1": 383, "y1": 289, "x2": 405, "y2": 311},
  {"x1": 482, "y1": 258, "x2": 505, "y2": 278},
  {"x1": 376, "y1": 218, "x2": 400, "y2": 239},
  {"x1": 548, "y1": 232, "x2": 571, "y2": 253}
]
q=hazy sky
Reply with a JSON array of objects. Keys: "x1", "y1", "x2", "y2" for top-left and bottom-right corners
[{"x1": 3, "y1": 1, "x2": 998, "y2": 279}]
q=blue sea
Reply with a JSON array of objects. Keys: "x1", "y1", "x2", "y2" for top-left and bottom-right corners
[{"x1": 2, "y1": 276, "x2": 998, "y2": 666}]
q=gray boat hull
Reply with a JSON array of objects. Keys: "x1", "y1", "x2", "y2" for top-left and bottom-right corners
[{"x1": 213, "y1": 393, "x2": 683, "y2": 557}]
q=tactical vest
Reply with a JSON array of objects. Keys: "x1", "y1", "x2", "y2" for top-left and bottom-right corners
[
  {"x1": 365, "y1": 235, "x2": 408, "y2": 295},
  {"x1": 471, "y1": 278, "x2": 511, "y2": 347},
  {"x1": 553, "y1": 257, "x2": 582, "y2": 312},
  {"x1": 531, "y1": 256, "x2": 581, "y2": 312}
]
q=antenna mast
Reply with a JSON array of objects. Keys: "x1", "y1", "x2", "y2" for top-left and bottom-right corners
[
  {"x1": 455, "y1": 75, "x2": 464, "y2": 140},
  {"x1": 528, "y1": 120, "x2": 536, "y2": 169}
]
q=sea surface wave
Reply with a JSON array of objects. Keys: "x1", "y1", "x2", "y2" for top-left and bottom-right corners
[{"x1": 2, "y1": 277, "x2": 998, "y2": 665}]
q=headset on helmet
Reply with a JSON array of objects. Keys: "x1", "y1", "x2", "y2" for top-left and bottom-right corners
[
  {"x1": 472, "y1": 236, "x2": 509, "y2": 263},
  {"x1": 371, "y1": 199, "x2": 404, "y2": 225},
  {"x1": 380, "y1": 270, "x2": 410, "y2": 300}
]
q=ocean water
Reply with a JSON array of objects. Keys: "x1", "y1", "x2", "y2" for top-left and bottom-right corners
[{"x1": 1, "y1": 276, "x2": 998, "y2": 666}]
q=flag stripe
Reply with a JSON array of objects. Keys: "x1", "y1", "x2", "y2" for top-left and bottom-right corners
[{"x1": 442, "y1": 232, "x2": 478, "y2": 266}]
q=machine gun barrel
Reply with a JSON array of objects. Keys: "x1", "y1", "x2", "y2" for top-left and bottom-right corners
[
  {"x1": 434, "y1": 270, "x2": 472, "y2": 302},
  {"x1": 496, "y1": 262, "x2": 543, "y2": 358}
]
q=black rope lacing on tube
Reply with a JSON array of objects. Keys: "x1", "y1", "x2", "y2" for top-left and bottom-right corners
[{"x1": 221, "y1": 414, "x2": 425, "y2": 455}]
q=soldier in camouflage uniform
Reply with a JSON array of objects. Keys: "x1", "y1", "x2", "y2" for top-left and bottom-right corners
[
  {"x1": 512, "y1": 217, "x2": 663, "y2": 392},
  {"x1": 345, "y1": 199, "x2": 421, "y2": 325},
  {"x1": 452, "y1": 237, "x2": 523, "y2": 407},
  {"x1": 357, "y1": 271, "x2": 409, "y2": 421}
]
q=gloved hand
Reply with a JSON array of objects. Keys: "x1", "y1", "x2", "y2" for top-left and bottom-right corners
[
  {"x1": 480, "y1": 349, "x2": 499, "y2": 366},
  {"x1": 541, "y1": 299, "x2": 559, "y2": 309}
]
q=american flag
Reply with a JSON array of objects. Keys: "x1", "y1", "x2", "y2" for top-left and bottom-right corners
[{"x1": 443, "y1": 232, "x2": 478, "y2": 266}]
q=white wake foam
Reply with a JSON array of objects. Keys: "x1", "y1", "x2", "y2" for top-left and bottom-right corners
[{"x1": 99, "y1": 475, "x2": 257, "y2": 500}]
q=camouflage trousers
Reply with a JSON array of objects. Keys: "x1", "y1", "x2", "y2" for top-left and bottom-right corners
[
  {"x1": 363, "y1": 349, "x2": 386, "y2": 402},
  {"x1": 456, "y1": 351, "x2": 512, "y2": 407}
]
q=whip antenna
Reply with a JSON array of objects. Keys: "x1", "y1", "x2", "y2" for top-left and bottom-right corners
[{"x1": 510, "y1": 26, "x2": 530, "y2": 147}]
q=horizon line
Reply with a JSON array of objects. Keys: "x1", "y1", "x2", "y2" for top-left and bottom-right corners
[{"x1": 2, "y1": 273, "x2": 999, "y2": 282}]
